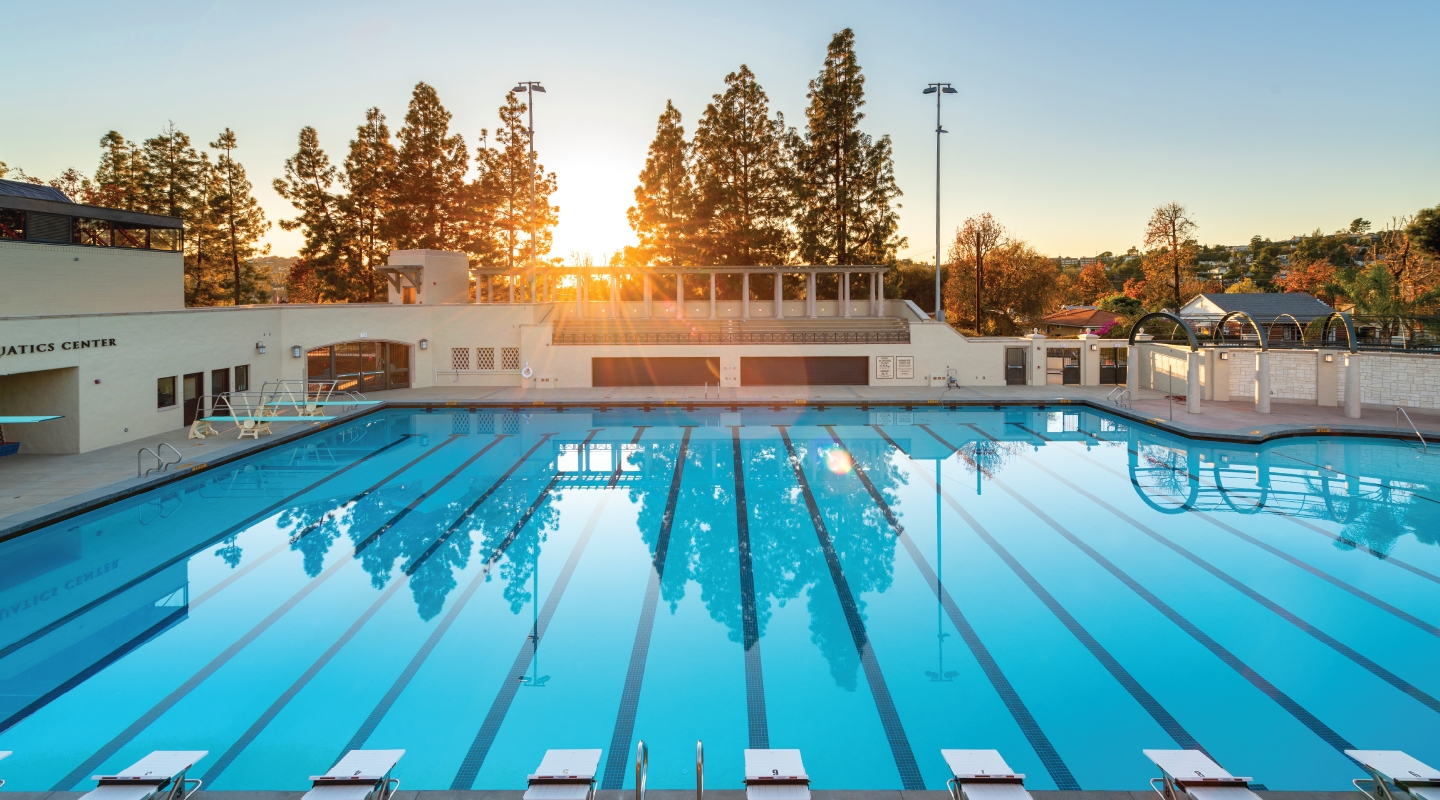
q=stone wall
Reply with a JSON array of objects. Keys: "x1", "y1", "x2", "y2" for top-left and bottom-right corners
[
  {"x1": 1341, "y1": 352, "x2": 1440, "y2": 409},
  {"x1": 1270, "y1": 351, "x2": 1318, "y2": 400}
]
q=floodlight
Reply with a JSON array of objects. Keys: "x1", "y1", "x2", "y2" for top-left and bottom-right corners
[
  {"x1": 532, "y1": 85, "x2": 547, "y2": 92},
  {"x1": 512, "y1": 86, "x2": 526, "y2": 92},
  {"x1": 943, "y1": 87, "x2": 958, "y2": 93},
  {"x1": 922, "y1": 86, "x2": 938, "y2": 94}
]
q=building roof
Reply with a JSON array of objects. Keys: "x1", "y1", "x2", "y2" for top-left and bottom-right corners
[
  {"x1": 1039, "y1": 307, "x2": 1119, "y2": 329},
  {"x1": 0, "y1": 178, "x2": 73, "y2": 203},
  {"x1": 1180, "y1": 292, "x2": 1334, "y2": 323}
]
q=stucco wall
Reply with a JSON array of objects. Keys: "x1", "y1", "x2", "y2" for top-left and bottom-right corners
[{"x1": 0, "y1": 240, "x2": 183, "y2": 315}]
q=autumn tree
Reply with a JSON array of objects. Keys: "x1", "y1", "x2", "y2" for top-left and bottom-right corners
[
  {"x1": 628, "y1": 101, "x2": 696, "y2": 266},
  {"x1": 1072, "y1": 261, "x2": 1114, "y2": 305},
  {"x1": 943, "y1": 213, "x2": 1006, "y2": 332},
  {"x1": 692, "y1": 65, "x2": 792, "y2": 266},
  {"x1": 1143, "y1": 202, "x2": 1198, "y2": 309},
  {"x1": 792, "y1": 28, "x2": 903, "y2": 266},
  {"x1": 387, "y1": 82, "x2": 468, "y2": 251}
]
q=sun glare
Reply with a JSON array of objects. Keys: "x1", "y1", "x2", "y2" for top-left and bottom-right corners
[{"x1": 824, "y1": 446, "x2": 853, "y2": 475}]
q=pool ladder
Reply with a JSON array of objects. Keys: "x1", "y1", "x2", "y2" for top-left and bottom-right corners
[
  {"x1": 1106, "y1": 386, "x2": 1132, "y2": 408},
  {"x1": 634, "y1": 740, "x2": 703, "y2": 800},
  {"x1": 138, "y1": 442, "x2": 183, "y2": 477}
]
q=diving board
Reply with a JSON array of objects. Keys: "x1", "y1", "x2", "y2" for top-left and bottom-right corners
[
  {"x1": 0, "y1": 416, "x2": 62, "y2": 423},
  {"x1": 201, "y1": 416, "x2": 340, "y2": 422},
  {"x1": 265, "y1": 401, "x2": 382, "y2": 406}
]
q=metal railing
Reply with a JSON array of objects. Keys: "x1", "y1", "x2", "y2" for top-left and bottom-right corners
[
  {"x1": 1106, "y1": 387, "x2": 1132, "y2": 408},
  {"x1": 553, "y1": 329, "x2": 909, "y2": 345},
  {"x1": 1397, "y1": 407, "x2": 1428, "y2": 451},
  {"x1": 138, "y1": 442, "x2": 182, "y2": 477},
  {"x1": 696, "y1": 741, "x2": 704, "y2": 800},
  {"x1": 635, "y1": 740, "x2": 648, "y2": 800}
]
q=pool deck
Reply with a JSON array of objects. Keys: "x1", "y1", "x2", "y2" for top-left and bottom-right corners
[
  {"x1": 0, "y1": 791, "x2": 1365, "y2": 800},
  {"x1": 2, "y1": 382, "x2": 1436, "y2": 539}
]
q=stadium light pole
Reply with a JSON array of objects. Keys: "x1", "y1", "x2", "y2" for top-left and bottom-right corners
[
  {"x1": 923, "y1": 83, "x2": 958, "y2": 323},
  {"x1": 513, "y1": 81, "x2": 546, "y2": 298}
]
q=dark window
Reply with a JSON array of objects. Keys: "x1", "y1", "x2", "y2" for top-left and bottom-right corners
[
  {"x1": 0, "y1": 209, "x2": 23, "y2": 240},
  {"x1": 593, "y1": 357, "x2": 721, "y2": 386},
  {"x1": 27, "y1": 212, "x2": 71, "y2": 243},
  {"x1": 157, "y1": 376, "x2": 177, "y2": 409},
  {"x1": 741, "y1": 356, "x2": 868, "y2": 385},
  {"x1": 73, "y1": 218, "x2": 111, "y2": 247},
  {"x1": 112, "y1": 222, "x2": 148, "y2": 249},
  {"x1": 234, "y1": 364, "x2": 249, "y2": 392},
  {"x1": 149, "y1": 227, "x2": 181, "y2": 251}
]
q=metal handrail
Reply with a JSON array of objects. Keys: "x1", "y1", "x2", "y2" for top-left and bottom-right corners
[
  {"x1": 1106, "y1": 387, "x2": 1132, "y2": 408},
  {"x1": 137, "y1": 443, "x2": 182, "y2": 477},
  {"x1": 696, "y1": 741, "x2": 704, "y2": 800},
  {"x1": 635, "y1": 740, "x2": 648, "y2": 800},
  {"x1": 1396, "y1": 407, "x2": 1428, "y2": 451}
]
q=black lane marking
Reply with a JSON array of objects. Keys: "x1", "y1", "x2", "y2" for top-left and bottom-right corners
[
  {"x1": 908, "y1": 425, "x2": 1210, "y2": 756},
  {"x1": 352, "y1": 436, "x2": 508, "y2": 554},
  {"x1": 450, "y1": 481, "x2": 614, "y2": 790},
  {"x1": 776, "y1": 426, "x2": 925, "y2": 791},
  {"x1": 972, "y1": 454, "x2": 1360, "y2": 755},
  {"x1": 963, "y1": 422, "x2": 1001, "y2": 443},
  {"x1": 608, "y1": 427, "x2": 649, "y2": 488},
  {"x1": 0, "y1": 434, "x2": 415, "y2": 661},
  {"x1": 0, "y1": 607, "x2": 187, "y2": 734},
  {"x1": 829, "y1": 427, "x2": 1080, "y2": 789},
  {"x1": 198, "y1": 435, "x2": 513, "y2": 784},
  {"x1": 53, "y1": 435, "x2": 463, "y2": 790},
  {"x1": 599, "y1": 428, "x2": 694, "y2": 790},
  {"x1": 869, "y1": 424, "x2": 910, "y2": 454},
  {"x1": 731, "y1": 426, "x2": 769, "y2": 749},
  {"x1": 1007, "y1": 421, "x2": 1052, "y2": 442},
  {"x1": 404, "y1": 434, "x2": 556, "y2": 576}
]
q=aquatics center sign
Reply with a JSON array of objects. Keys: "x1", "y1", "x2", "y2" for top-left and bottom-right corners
[{"x1": 0, "y1": 338, "x2": 117, "y2": 358}]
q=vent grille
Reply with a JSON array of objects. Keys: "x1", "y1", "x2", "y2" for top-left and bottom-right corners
[
  {"x1": 501, "y1": 347, "x2": 520, "y2": 370},
  {"x1": 476, "y1": 347, "x2": 495, "y2": 370},
  {"x1": 27, "y1": 212, "x2": 71, "y2": 243},
  {"x1": 450, "y1": 347, "x2": 470, "y2": 371}
]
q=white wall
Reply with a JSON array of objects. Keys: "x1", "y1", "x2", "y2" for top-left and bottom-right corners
[{"x1": 0, "y1": 241, "x2": 183, "y2": 315}]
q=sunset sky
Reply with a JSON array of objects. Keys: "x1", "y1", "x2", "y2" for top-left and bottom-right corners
[{"x1": 5, "y1": 0, "x2": 1437, "y2": 262}]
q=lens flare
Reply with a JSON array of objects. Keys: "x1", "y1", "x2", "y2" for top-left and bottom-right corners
[{"x1": 825, "y1": 447, "x2": 853, "y2": 475}]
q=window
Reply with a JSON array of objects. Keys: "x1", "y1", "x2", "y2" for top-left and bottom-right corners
[
  {"x1": 401, "y1": 286, "x2": 417, "y2": 304},
  {"x1": 476, "y1": 347, "x2": 495, "y2": 370},
  {"x1": 73, "y1": 218, "x2": 111, "y2": 247},
  {"x1": 0, "y1": 209, "x2": 23, "y2": 240},
  {"x1": 501, "y1": 347, "x2": 520, "y2": 370},
  {"x1": 112, "y1": 222, "x2": 147, "y2": 249},
  {"x1": 451, "y1": 347, "x2": 471, "y2": 371},
  {"x1": 234, "y1": 364, "x2": 249, "y2": 392},
  {"x1": 157, "y1": 376, "x2": 177, "y2": 409},
  {"x1": 149, "y1": 227, "x2": 181, "y2": 251}
]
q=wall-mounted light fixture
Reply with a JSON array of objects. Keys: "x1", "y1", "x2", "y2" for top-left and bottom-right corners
[
  {"x1": 1219, "y1": 352, "x2": 1229, "y2": 360},
  {"x1": 1090, "y1": 344, "x2": 1097, "y2": 351},
  {"x1": 255, "y1": 342, "x2": 267, "y2": 355},
  {"x1": 291, "y1": 345, "x2": 303, "y2": 358},
  {"x1": 1324, "y1": 354, "x2": 1334, "y2": 362},
  {"x1": 419, "y1": 339, "x2": 429, "y2": 350}
]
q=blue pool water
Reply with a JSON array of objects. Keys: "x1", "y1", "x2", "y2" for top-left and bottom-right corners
[{"x1": 2, "y1": 406, "x2": 1438, "y2": 792}]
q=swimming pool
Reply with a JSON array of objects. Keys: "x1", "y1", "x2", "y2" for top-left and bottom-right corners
[{"x1": 1, "y1": 406, "x2": 1437, "y2": 792}]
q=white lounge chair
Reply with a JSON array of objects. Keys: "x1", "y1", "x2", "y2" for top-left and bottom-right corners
[
  {"x1": 302, "y1": 750, "x2": 404, "y2": 800},
  {"x1": 744, "y1": 749, "x2": 810, "y2": 800},
  {"x1": 1144, "y1": 750, "x2": 1259, "y2": 800},
  {"x1": 1347, "y1": 750, "x2": 1440, "y2": 800},
  {"x1": 941, "y1": 749, "x2": 1032, "y2": 800},
  {"x1": 523, "y1": 749, "x2": 601, "y2": 800},
  {"x1": 83, "y1": 750, "x2": 208, "y2": 800},
  {"x1": 0, "y1": 749, "x2": 10, "y2": 789}
]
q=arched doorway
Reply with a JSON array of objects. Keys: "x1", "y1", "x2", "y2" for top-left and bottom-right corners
[{"x1": 305, "y1": 340, "x2": 411, "y2": 392}]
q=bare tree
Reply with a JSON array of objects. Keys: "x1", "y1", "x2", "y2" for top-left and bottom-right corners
[
  {"x1": 1144, "y1": 202, "x2": 1197, "y2": 310},
  {"x1": 949, "y1": 213, "x2": 1007, "y2": 332}
]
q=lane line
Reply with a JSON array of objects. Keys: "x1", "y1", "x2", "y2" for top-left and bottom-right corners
[
  {"x1": 777, "y1": 426, "x2": 925, "y2": 792},
  {"x1": 598, "y1": 428, "x2": 694, "y2": 791},
  {"x1": 731, "y1": 426, "x2": 769, "y2": 750}
]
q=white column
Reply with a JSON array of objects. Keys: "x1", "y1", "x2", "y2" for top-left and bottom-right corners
[
  {"x1": 877, "y1": 272, "x2": 884, "y2": 315},
  {"x1": 842, "y1": 272, "x2": 851, "y2": 318},
  {"x1": 644, "y1": 274, "x2": 652, "y2": 318},
  {"x1": 576, "y1": 273, "x2": 584, "y2": 318},
  {"x1": 1186, "y1": 351, "x2": 1201, "y2": 413},
  {"x1": 775, "y1": 272, "x2": 784, "y2": 319},
  {"x1": 709, "y1": 272, "x2": 717, "y2": 319},
  {"x1": 1344, "y1": 352, "x2": 1361, "y2": 418},
  {"x1": 611, "y1": 272, "x2": 619, "y2": 318},
  {"x1": 1255, "y1": 351, "x2": 1271, "y2": 414},
  {"x1": 742, "y1": 273, "x2": 750, "y2": 320},
  {"x1": 676, "y1": 273, "x2": 685, "y2": 319},
  {"x1": 806, "y1": 272, "x2": 817, "y2": 318},
  {"x1": 869, "y1": 272, "x2": 876, "y2": 316},
  {"x1": 508, "y1": 276, "x2": 515, "y2": 304}
]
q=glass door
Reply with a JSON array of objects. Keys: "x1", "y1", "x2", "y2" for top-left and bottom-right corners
[{"x1": 182, "y1": 372, "x2": 204, "y2": 425}]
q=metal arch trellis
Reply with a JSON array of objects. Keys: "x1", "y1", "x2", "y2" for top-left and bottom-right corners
[
  {"x1": 1317, "y1": 311, "x2": 1359, "y2": 354},
  {"x1": 1128, "y1": 311, "x2": 1200, "y2": 352},
  {"x1": 1268, "y1": 313, "x2": 1307, "y2": 346},
  {"x1": 1211, "y1": 311, "x2": 1269, "y2": 351}
]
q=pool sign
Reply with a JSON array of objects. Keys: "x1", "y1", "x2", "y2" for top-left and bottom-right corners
[
  {"x1": 897, "y1": 356, "x2": 914, "y2": 379},
  {"x1": 0, "y1": 338, "x2": 116, "y2": 358},
  {"x1": 876, "y1": 356, "x2": 894, "y2": 379}
]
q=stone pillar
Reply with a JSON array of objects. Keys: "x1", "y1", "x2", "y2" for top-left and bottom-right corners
[
  {"x1": 644, "y1": 274, "x2": 652, "y2": 318},
  {"x1": 842, "y1": 272, "x2": 851, "y2": 318},
  {"x1": 1186, "y1": 350, "x2": 1201, "y2": 413},
  {"x1": 1077, "y1": 333, "x2": 1099, "y2": 385},
  {"x1": 1316, "y1": 350, "x2": 1339, "y2": 407},
  {"x1": 1129, "y1": 334, "x2": 1151, "y2": 397},
  {"x1": 1344, "y1": 352, "x2": 1361, "y2": 418},
  {"x1": 709, "y1": 272, "x2": 717, "y2": 319},
  {"x1": 775, "y1": 272, "x2": 784, "y2": 319},
  {"x1": 676, "y1": 273, "x2": 685, "y2": 319},
  {"x1": 877, "y1": 272, "x2": 884, "y2": 316},
  {"x1": 869, "y1": 273, "x2": 876, "y2": 316},
  {"x1": 806, "y1": 272, "x2": 817, "y2": 318},
  {"x1": 742, "y1": 272, "x2": 750, "y2": 320},
  {"x1": 1255, "y1": 351, "x2": 1271, "y2": 414},
  {"x1": 1025, "y1": 332, "x2": 1047, "y2": 386}
]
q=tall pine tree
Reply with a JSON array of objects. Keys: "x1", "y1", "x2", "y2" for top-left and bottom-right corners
[
  {"x1": 792, "y1": 29, "x2": 903, "y2": 266},
  {"x1": 692, "y1": 65, "x2": 792, "y2": 266},
  {"x1": 482, "y1": 92, "x2": 558, "y2": 269},
  {"x1": 274, "y1": 126, "x2": 344, "y2": 301},
  {"x1": 209, "y1": 129, "x2": 271, "y2": 304},
  {"x1": 339, "y1": 108, "x2": 394, "y2": 300},
  {"x1": 93, "y1": 132, "x2": 144, "y2": 210},
  {"x1": 387, "y1": 82, "x2": 468, "y2": 251},
  {"x1": 628, "y1": 101, "x2": 696, "y2": 266}
]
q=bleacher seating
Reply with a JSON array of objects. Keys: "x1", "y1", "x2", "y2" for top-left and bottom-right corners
[{"x1": 552, "y1": 316, "x2": 909, "y2": 345}]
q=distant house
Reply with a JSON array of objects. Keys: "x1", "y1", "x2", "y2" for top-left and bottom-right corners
[
  {"x1": 1178, "y1": 292, "x2": 1335, "y2": 342},
  {"x1": 1039, "y1": 306, "x2": 1120, "y2": 337}
]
